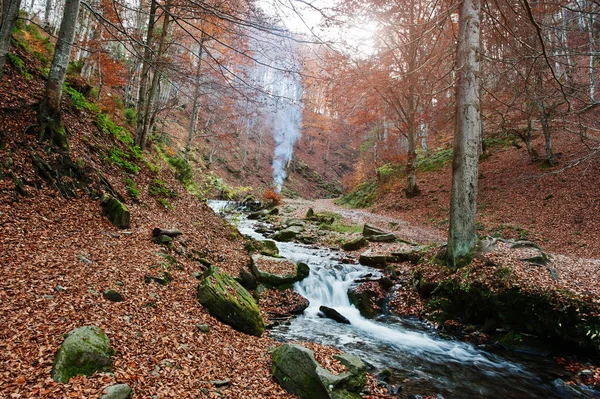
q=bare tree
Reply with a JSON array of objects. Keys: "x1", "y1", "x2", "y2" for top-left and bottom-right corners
[
  {"x1": 447, "y1": 0, "x2": 482, "y2": 267},
  {"x1": 0, "y1": 0, "x2": 22, "y2": 81}
]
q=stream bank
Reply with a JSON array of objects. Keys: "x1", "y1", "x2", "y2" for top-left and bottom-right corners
[{"x1": 210, "y1": 200, "x2": 600, "y2": 398}]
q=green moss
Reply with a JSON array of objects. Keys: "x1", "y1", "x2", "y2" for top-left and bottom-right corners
[
  {"x1": 101, "y1": 195, "x2": 130, "y2": 229},
  {"x1": 197, "y1": 268, "x2": 264, "y2": 336},
  {"x1": 337, "y1": 180, "x2": 377, "y2": 208},
  {"x1": 51, "y1": 326, "x2": 114, "y2": 383}
]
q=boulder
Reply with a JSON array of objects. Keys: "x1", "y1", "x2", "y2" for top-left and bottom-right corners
[
  {"x1": 51, "y1": 325, "x2": 114, "y2": 383},
  {"x1": 100, "y1": 194, "x2": 130, "y2": 229},
  {"x1": 100, "y1": 384, "x2": 133, "y2": 399},
  {"x1": 362, "y1": 224, "x2": 386, "y2": 237},
  {"x1": 341, "y1": 237, "x2": 368, "y2": 251},
  {"x1": 251, "y1": 255, "x2": 310, "y2": 287},
  {"x1": 282, "y1": 218, "x2": 305, "y2": 228},
  {"x1": 305, "y1": 208, "x2": 315, "y2": 218},
  {"x1": 318, "y1": 306, "x2": 350, "y2": 324},
  {"x1": 348, "y1": 283, "x2": 384, "y2": 318},
  {"x1": 197, "y1": 267, "x2": 265, "y2": 336},
  {"x1": 237, "y1": 268, "x2": 258, "y2": 290},
  {"x1": 391, "y1": 245, "x2": 426, "y2": 264},
  {"x1": 103, "y1": 289, "x2": 124, "y2": 302},
  {"x1": 272, "y1": 344, "x2": 366, "y2": 399},
  {"x1": 367, "y1": 233, "x2": 397, "y2": 242},
  {"x1": 258, "y1": 240, "x2": 279, "y2": 257},
  {"x1": 359, "y1": 251, "x2": 389, "y2": 268},
  {"x1": 273, "y1": 226, "x2": 304, "y2": 242},
  {"x1": 248, "y1": 209, "x2": 269, "y2": 220}
]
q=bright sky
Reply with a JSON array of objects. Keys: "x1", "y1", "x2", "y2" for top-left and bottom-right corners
[{"x1": 258, "y1": 0, "x2": 379, "y2": 57}]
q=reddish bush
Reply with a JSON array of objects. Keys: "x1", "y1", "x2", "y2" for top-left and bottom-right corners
[{"x1": 262, "y1": 189, "x2": 281, "y2": 206}]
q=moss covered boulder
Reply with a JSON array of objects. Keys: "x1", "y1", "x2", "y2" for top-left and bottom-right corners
[
  {"x1": 258, "y1": 240, "x2": 279, "y2": 257},
  {"x1": 271, "y1": 344, "x2": 366, "y2": 399},
  {"x1": 100, "y1": 194, "x2": 130, "y2": 229},
  {"x1": 51, "y1": 325, "x2": 114, "y2": 383},
  {"x1": 197, "y1": 267, "x2": 265, "y2": 336},
  {"x1": 251, "y1": 255, "x2": 310, "y2": 287}
]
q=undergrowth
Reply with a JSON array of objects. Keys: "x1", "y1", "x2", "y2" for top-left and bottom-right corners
[{"x1": 337, "y1": 180, "x2": 377, "y2": 208}]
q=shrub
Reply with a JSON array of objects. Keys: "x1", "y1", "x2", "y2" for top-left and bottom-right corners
[
  {"x1": 125, "y1": 178, "x2": 139, "y2": 199},
  {"x1": 263, "y1": 189, "x2": 281, "y2": 206},
  {"x1": 107, "y1": 146, "x2": 139, "y2": 174},
  {"x1": 67, "y1": 60, "x2": 84, "y2": 75},
  {"x1": 124, "y1": 108, "x2": 137, "y2": 126},
  {"x1": 416, "y1": 148, "x2": 453, "y2": 172},
  {"x1": 149, "y1": 178, "x2": 176, "y2": 198}
]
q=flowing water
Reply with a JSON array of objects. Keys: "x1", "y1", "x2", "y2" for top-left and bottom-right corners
[{"x1": 208, "y1": 201, "x2": 577, "y2": 398}]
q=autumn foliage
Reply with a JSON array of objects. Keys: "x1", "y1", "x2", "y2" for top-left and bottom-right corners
[{"x1": 262, "y1": 188, "x2": 282, "y2": 206}]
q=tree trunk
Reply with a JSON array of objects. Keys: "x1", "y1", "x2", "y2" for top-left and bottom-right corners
[
  {"x1": 405, "y1": 112, "x2": 419, "y2": 197},
  {"x1": 0, "y1": 0, "x2": 22, "y2": 81},
  {"x1": 134, "y1": 0, "x2": 158, "y2": 149},
  {"x1": 37, "y1": 0, "x2": 80, "y2": 149},
  {"x1": 185, "y1": 36, "x2": 205, "y2": 161},
  {"x1": 447, "y1": 0, "x2": 481, "y2": 267},
  {"x1": 43, "y1": 0, "x2": 51, "y2": 28}
]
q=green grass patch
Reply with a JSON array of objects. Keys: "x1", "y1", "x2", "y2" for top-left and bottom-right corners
[
  {"x1": 149, "y1": 178, "x2": 176, "y2": 198},
  {"x1": 7, "y1": 53, "x2": 31, "y2": 79},
  {"x1": 125, "y1": 178, "x2": 139, "y2": 199}
]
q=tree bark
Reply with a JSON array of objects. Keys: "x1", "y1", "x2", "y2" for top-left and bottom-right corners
[
  {"x1": 185, "y1": 35, "x2": 205, "y2": 161},
  {"x1": 38, "y1": 0, "x2": 80, "y2": 149},
  {"x1": 134, "y1": 0, "x2": 158, "y2": 149},
  {"x1": 0, "y1": 0, "x2": 22, "y2": 81},
  {"x1": 447, "y1": 0, "x2": 481, "y2": 267}
]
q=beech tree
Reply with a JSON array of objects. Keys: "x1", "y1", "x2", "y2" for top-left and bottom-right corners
[
  {"x1": 38, "y1": 0, "x2": 81, "y2": 149},
  {"x1": 447, "y1": 0, "x2": 482, "y2": 267},
  {"x1": 0, "y1": 0, "x2": 22, "y2": 80}
]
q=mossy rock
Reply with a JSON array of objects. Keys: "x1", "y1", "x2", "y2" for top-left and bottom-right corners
[
  {"x1": 272, "y1": 226, "x2": 302, "y2": 242},
  {"x1": 348, "y1": 285, "x2": 384, "y2": 318},
  {"x1": 100, "y1": 194, "x2": 130, "y2": 229},
  {"x1": 341, "y1": 237, "x2": 368, "y2": 251},
  {"x1": 197, "y1": 267, "x2": 264, "y2": 336},
  {"x1": 51, "y1": 325, "x2": 114, "y2": 383},
  {"x1": 251, "y1": 255, "x2": 309, "y2": 287},
  {"x1": 272, "y1": 344, "x2": 366, "y2": 399},
  {"x1": 258, "y1": 240, "x2": 279, "y2": 257}
]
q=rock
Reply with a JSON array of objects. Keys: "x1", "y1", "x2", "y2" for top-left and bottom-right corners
[
  {"x1": 251, "y1": 255, "x2": 310, "y2": 287},
  {"x1": 101, "y1": 384, "x2": 132, "y2": 399},
  {"x1": 51, "y1": 325, "x2": 114, "y2": 383},
  {"x1": 152, "y1": 228, "x2": 182, "y2": 237},
  {"x1": 268, "y1": 208, "x2": 280, "y2": 216},
  {"x1": 258, "y1": 240, "x2": 279, "y2": 257},
  {"x1": 197, "y1": 267, "x2": 265, "y2": 336},
  {"x1": 78, "y1": 254, "x2": 92, "y2": 264},
  {"x1": 341, "y1": 237, "x2": 368, "y2": 251},
  {"x1": 272, "y1": 344, "x2": 366, "y2": 399},
  {"x1": 273, "y1": 226, "x2": 303, "y2": 242},
  {"x1": 156, "y1": 235, "x2": 173, "y2": 245},
  {"x1": 282, "y1": 218, "x2": 305, "y2": 228},
  {"x1": 348, "y1": 284, "x2": 384, "y2": 318},
  {"x1": 237, "y1": 268, "x2": 258, "y2": 290},
  {"x1": 318, "y1": 306, "x2": 350, "y2": 324},
  {"x1": 510, "y1": 240, "x2": 541, "y2": 250},
  {"x1": 359, "y1": 251, "x2": 389, "y2": 268},
  {"x1": 305, "y1": 208, "x2": 315, "y2": 218},
  {"x1": 100, "y1": 194, "x2": 130, "y2": 229},
  {"x1": 391, "y1": 245, "x2": 426, "y2": 264},
  {"x1": 210, "y1": 378, "x2": 231, "y2": 387},
  {"x1": 144, "y1": 274, "x2": 170, "y2": 285},
  {"x1": 196, "y1": 324, "x2": 209, "y2": 333},
  {"x1": 248, "y1": 209, "x2": 269, "y2": 220},
  {"x1": 103, "y1": 290, "x2": 124, "y2": 302},
  {"x1": 367, "y1": 233, "x2": 397, "y2": 242},
  {"x1": 520, "y1": 252, "x2": 550, "y2": 266},
  {"x1": 362, "y1": 224, "x2": 386, "y2": 237}
]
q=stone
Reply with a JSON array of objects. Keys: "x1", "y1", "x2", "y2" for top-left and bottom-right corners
[
  {"x1": 100, "y1": 194, "x2": 130, "y2": 229},
  {"x1": 272, "y1": 226, "x2": 304, "y2": 242},
  {"x1": 144, "y1": 274, "x2": 170, "y2": 286},
  {"x1": 157, "y1": 235, "x2": 173, "y2": 244},
  {"x1": 268, "y1": 208, "x2": 280, "y2": 216},
  {"x1": 348, "y1": 285, "x2": 384, "y2": 319},
  {"x1": 248, "y1": 209, "x2": 269, "y2": 220},
  {"x1": 101, "y1": 384, "x2": 132, "y2": 399},
  {"x1": 359, "y1": 251, "x2": 389, "y2": 268},
  {"x1": 367, "y1": 233, "x2": 397, "y2": 242},
  {"x1": 318, "y1": 306, "x2": 350, "y2": 324},
  {"x1": 51, "y1": 326, "x2": 114, "y2": 383},
  {"x1": 272, "y1": 344, "x2": 366, "y2": 399},
  {"x1": 103, "y1": 290, "x2": 124, "y2": 302},
  {"x1": 258, "y1": 240, "x2": 279, "y2": 257},
  {"x1": 237, "y1": 268, "x2": 258, "y2": 290},
  {"x1": 196, "y1": 324, "x2": 209, "y2": 333},
  {"x1": 391, "y1": 245, "x2": 426, "y2": 264},
  {"x1": 282, "y1": 218, "x2": 305, "y2": 228},
  {"x1": 305, "y1": 208, "x2": 315, "y2": 218},
  {"x1": 362, "y1": 224, "x2": 386, "y2": 237},
  {"x1": 197, "y1": 267, "x2": 265, "y2": 336},
  {"x1": 341, "y1": 237, "x2": 368, "y2": 251},
  {"x1": 152, "y1": 228, "x2": 182, "y2": 237},
  {"x1": 251, "y1": 255, "x2": 310, "y2": 287}
]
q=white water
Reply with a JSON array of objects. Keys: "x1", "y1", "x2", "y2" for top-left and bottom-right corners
[{"x1": 207, "y1": 201, "x2": 566, "y2": 398}]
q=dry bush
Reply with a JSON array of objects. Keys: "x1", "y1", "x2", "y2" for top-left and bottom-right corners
[{"x1": 262, "y1": 188, "x2": 281, "y2": 206}]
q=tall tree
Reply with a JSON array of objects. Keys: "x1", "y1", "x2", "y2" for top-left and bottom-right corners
[
  {"x1": 447, "y1": 0, "x2": 482, "y2": 267},
  {"x1": 0, "y1": 0, "x2": 22, "y2": 80},
  {"x1": 38, "y1": 0, "x2": 81, "y2": 148}
]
